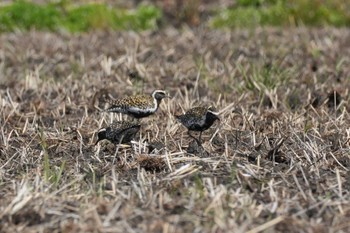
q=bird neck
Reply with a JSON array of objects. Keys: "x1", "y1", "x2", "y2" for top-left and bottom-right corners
[
  {"x1": 205, "y1": 113, "x2": 218, "y2": 125},
  {"x1": 156, "y1": 99, "x2": 162, "y2": 109},
  {"x1": 96, "y1": 129, "x2": 107, "y2": 144},
  {"x1": 153, "y1": 97, "x2": 162, "y2": 110}
]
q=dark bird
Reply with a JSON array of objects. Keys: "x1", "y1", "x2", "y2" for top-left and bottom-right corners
[
  {"x1": 105, "y1": 90, "x2": 170, "y2": 118},
  {"x1": 175, "y1": 106, "x2": 220, "y2": 144},
  {"x1": 95, "y1": 121, "x2": 141, "y2": 145}
]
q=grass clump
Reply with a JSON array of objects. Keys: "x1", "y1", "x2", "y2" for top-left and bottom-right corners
[
  {"x1": 239, "y1": 63, "x2": 291, "y2": 93},
  {"x1": 0, "y1": 1, "x2": 62, "y2": 31},
  {"x1": 43, "y1": 153, "x2": 66, "y2": 187},
  {"x1": 0, "y1": 1, "x2": 161, "y2": 32},
  {"x1": 39, "y1": 129, "x2": 66, "y2": 186},
  {"x1": 64, "y1": 4, "x2": 161, "y2": 32},
  {"x1": 211, "y1": 0, "x2": 350, "y2": 28},
  {"x1": 62, "y1": 4, "x2": 117, "y2": 32}
]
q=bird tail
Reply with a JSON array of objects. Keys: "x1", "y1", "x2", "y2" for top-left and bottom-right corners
[{"x1": 100, "y1": 94, "x2": 122, "y2": 113}]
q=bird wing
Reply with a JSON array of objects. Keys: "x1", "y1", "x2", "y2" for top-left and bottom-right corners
[
  {"x1": 114, "y1": 123, "x2": 141, "y2": 143},
  {"x1": 110, "y1": 121, "x2": 140, "y2": 132},
  {"x1": 107, "y1": 95, "x2": 153, "y2": 112},
  {"x1": 186, "y1": 106, "x2": 207, "y2": 117},
  {"x1": 179, "y1": 110, "x2": 206, "y2": 128}
]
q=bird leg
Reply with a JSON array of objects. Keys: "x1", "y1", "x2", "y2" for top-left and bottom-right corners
[
  {"x1": 188, "y1": 131, "x2": 201, "y2": 146},
  {"x1": 198, "y1": 132, "x2": 203, "y2": 145},
  {"x1": 112, "y1": 144, "x2": 120, "y2": 164}
]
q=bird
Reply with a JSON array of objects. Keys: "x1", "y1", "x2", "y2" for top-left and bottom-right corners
[
  {"x1": 175, "y1": 106, "x2": 220, "y2": 145},
  {"x1": 95, "y1": 120, "x2": 141, "y2": 145},
  {"x1": 104, "y1": 90, "x2": 170, "y2": 119}
]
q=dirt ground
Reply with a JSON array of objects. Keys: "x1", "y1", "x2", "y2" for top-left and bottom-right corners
[{"x1": 0, "y1": 27, "x2": 350, "y2": 232}]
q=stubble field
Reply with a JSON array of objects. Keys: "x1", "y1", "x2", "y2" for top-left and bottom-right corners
[{"x1": 0, "y1": 27, "x2": 350, "y2": 232}]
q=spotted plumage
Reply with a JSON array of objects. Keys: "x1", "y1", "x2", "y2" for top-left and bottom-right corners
[
  {"x1": 105, "y1": 90, "x2": 170, "y2": 118},
  {"x1": 95, "y1": 121, "x2": 141, "y2": 145},
  {"x1": 175, "y1": 106, "x2": 220, "y2": 144}
]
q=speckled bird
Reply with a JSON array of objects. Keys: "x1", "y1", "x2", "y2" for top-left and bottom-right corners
[
  {"x1": 95, "y1": 120, "x2": 141, "y2": 145},
  {"x1": 105, "y1": 90, "x2": 170, "y2": 118},
  {"x1": 175, "y1": 106, "x2": 220, "y2": 144}
]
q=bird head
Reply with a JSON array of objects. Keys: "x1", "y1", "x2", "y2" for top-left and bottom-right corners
[{"x1": 152, "y1": 90, "x2": 171, "y2": 101}]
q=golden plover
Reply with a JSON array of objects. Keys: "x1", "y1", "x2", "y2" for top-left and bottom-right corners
[
  {"x1": 175, "y1": 106, "x2": 219, "y2": 144},
  {"x1": 105, "y1": 90, "x2": 170, "y2": 118},
  {"x1": 95, "y1": 120, "x2": 141, "y2": 145}
]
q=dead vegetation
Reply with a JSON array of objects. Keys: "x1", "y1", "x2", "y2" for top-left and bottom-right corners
[{"x1": 0, "y1": 27, "x2": 350, "y2": 232}]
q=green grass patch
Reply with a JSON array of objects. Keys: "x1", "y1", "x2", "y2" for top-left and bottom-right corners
[
  {"x1": 0, "y1": 1, "x2": 161, "y2": 32},
  {"x1": 39, "y1": 128, "x2": 66, "y2": 186},
  {"x1": 238, "y1": 63, "x2": 291, "y2": 93},
  {"x1": 211, "y1": 0, "x2": 350, "y2": 28}
]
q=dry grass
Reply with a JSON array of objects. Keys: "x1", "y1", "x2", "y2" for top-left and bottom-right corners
[{"x1": 0, "y1": 27, "x2": 350, "y2": 232}]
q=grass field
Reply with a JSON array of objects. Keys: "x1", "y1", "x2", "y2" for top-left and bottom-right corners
[
  {"x1": 1, "y1": 27, "x2": 349, "y2": 232},
  {"x1": 1, "y1": 1, "x2": 350, "y2": 233}
]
